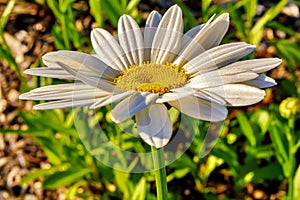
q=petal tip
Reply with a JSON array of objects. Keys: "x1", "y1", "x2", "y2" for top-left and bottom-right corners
[
  {"x1": 275, "y1": 58, "x2": 283, "y2": 65},
  {"x1": 18, "y1": 93, "x2": 27, "y2": 100}
]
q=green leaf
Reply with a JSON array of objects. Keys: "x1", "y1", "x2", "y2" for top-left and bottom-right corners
[
  {"x1": 0, "y1": 0, "x2": 15, "y2": 31},
  {"x1": 201, "y1": 0, "x2": 213, "y2": 19},
  {"x1": 250, "y1": 145, "x2": 274, "y2": 159},
  {"x1": 51, "y1": 25, "x2": 65, "y2": 50},
  {"x1": 36, "y1": 137, "x2": 65, "y2": 165},
  {"x1": 21, "y1": 164, "x2": 70, "y2": 184},
  {"x1": 43, "y1": 168, "x2": 91, "y2": 189},
  {"x1": 249, "y1": 0, "x2": 288, "y2": 45},
  {"x1": 228, "y1": 5, "x2": 247, "y2": 42},
  {"x1": 268, "y1": 21, "x2": 299, "y2": 38},
  {"x1": 167, "y1": 168, "x2": 190, "y2": 182},
  {"x1": 46, "y1": 0, "x2": 60, "y2": 20},
  {"x1": 294, "y1": 165, "x2": 300, "y2": 199},
  {"x1": 114, "y1": 170, "x2": 132, "y2": 199},
  {"x1": 102, "y1": 0, "x2": 123, "y2": 27},
  {"x1": 89, "y1": 0, "x2": 103, "y2": 27},
  {"x1": 131, "y1": 177, "x2": 147, "y2": 200},
  {"x1": 252, "y1": 163, "x2": 283, "y2": 181},
  {"x1": 237, "y1": 111, "x2": 256, "y2": 147},
  {"x1": 126, "y1": 0, "x2": 141, "y2": 14},
  {"x1": 244, "y1": 0, "x2": 257, "y2": 28},
  {"x1": 250, "y1": 110, "x2": 271, "y2": 135},
  {"x1": 269, "y1": 119, "x2": 290, "y2": 177},
  {"x1": 274, "y1": 40, "x2": 300, "y2": 66},
  {"x1": 59, "y1": 0, "x2": 76, "y2": 13},
  {"x1": 212, "y1": 143, "x2": 240, "y2": 172},
  {"x1": 174, "y1": 0, "x2": 198, "y2": 30},
  {"x1": 201, "y1": 155, "x2": 224, "y2": 182}
]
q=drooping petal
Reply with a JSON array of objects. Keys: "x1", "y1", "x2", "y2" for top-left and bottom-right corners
[
  {"x1": 22, "y1": 82, "x2": 89, "y2": 93},
  {"x1": 43, "y1": 51, "x2": 119, "y2": 80},
  {"x1": 33, "y1": 98, "x2": 98, "y2": 110},
  {"x1": 183, "y1": 42, "x2": 256, "y2": 76},
  {"x1": 136, "y1": 103, "x2": 172, "y2": 148},
  {"x1": 111, "y1": 92, "x2": 159, "y2": 123},
  {"x1": 91, "y1": 28, "x2": 129, "y2": 70},
  {"x1": 118, "y1": 15, "x2": 144, "y2": 65},
  {"x1": 151, "y1": 5, "x2": 183, "y2": 63},
  {"x1": 243, "y1": 75, "x2": 277, "y2": 88},
  {"x1": 89, "y1": 90, "x2": 135, "y2": 109},
  {"x1": 19, "y1": 83, "x2": 110, "y2": 100},
  {"x1": 144, "y1": 11, "x2": 162, "y2": 61},
  {"x1": 168, "y1": 96, "x2": 228, "y2": 121},
  {"x1": 206, "y1": 84, "x2": 266, "y2": 106},
  {"x1": 24, "y1": 67, "x2": 74, "y2": 80}
]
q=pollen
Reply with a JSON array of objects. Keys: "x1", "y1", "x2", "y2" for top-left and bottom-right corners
[{"x1": 113, "y1": 62, "x2": 189, "y2": 95}]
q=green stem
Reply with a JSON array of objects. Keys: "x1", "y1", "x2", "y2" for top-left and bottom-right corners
[
  {"x1": 288, "y1": 118, "x2": 296, "y2": 200},
  {"x1": 151, "y1": 146, "x2": 168, "y2": 200}
]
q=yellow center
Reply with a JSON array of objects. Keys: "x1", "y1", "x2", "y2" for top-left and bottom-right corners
[{"x1": 113, "y1": 62, "x2": 189, "y2": 95}]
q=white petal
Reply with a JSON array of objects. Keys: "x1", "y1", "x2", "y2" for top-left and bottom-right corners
[
  {"x1": 144, "y1": 11, "x2": 162, "y2": 61},
  {"x1": 89, "y1": 90, "x2": 135, "y2": 109},
  {"x1": 197, "y1": 13, "x2": 229, "y2": 48},
  {"x1": 181, "y1": 24, "x2": 205, "y2": 47},
  {"x1": 151, "y1": 5, "x2": 183, "y2": 63},
  {"x1": 24, "y1": 67, "x2": 74, "y2": 80},
  {"x1": 244, "y1": 75, "x2": 277, "y2": 88},
  {"x1": 222, "y1": 58, "x2": 282, "y2": 73},
  {"x1": 24, "y1": 82, "x2": 92, "y2": 93},
  {"x1": 43, "y1": 51, "x2": 119, "y2": 80},
  {"x1": 20, "y1": 84, "x2": 109, "y2": 100},
  {"x1": 206, "y1": 84, "x2": 266, "y2": 106},
  {"x1": 27, "y1": 60, "x2": 113, "y2": 92},
  {"x1": 183, "y1": 42, "x2": 256, "y2": 76},
  {"x1": 136, "y1": 103, "x2": 172, "y2": 148},
  {"x1": 118, "y1": 15, "x2": 144, "y2": 65},
  {"x1": 54, "y1": 61, "x2": 116, "y2": 92},
  {"x1": 174, "y1": 14, "x2": 216, "y2": 66},
  {"x1": 111, "y1": 92, "x2": 159, "y2": 123},
  {"x1": 33, "y1": 98, "x2": 97, "y2": 110},
  {"x1": 91, "y1": 28, "x2": 129, "y2": 70},
  {"x1": 168, "y1": 96, "x2": 228, "y2": 121},
  {"x1": 189, "y1": 70, "x2": 258, "y2": 89},
  {"x1": 194, "y1": 90, "x2": 227, "y2": 105},
  {"x1": 156, "y1": 88, "x2": 194, "y2": 103}
]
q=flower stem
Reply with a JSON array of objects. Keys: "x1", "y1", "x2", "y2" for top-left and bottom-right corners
[
  {"x1": 288, "y1": 118, "x2": 296, "y2": 200},
  {"x1": 151, "y1": 146, "x2": 168, "y2": 200}
]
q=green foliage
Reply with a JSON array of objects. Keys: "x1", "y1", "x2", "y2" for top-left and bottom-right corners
[
  {"x1": 224, "y1": 0, "x2": 288, "y2": 45},
  {"x1": 46, "y1": 0, "x2": 85, "y2": 50},
  {"x1": 89, "y1": 0, "x2": 141, "y2": 28},
  {"x1": 294, "y1": 165, "x2": 300, "y2": 199}
]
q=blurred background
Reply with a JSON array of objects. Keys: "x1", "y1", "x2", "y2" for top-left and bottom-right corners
[{"x1": 0, "y1": 0, "x2": 300, "y2": 199}]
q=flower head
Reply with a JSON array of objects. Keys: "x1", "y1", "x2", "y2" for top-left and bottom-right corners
[
  {"x1": 279, "y1": 97, "x2": 299, "y2": 118},
  {"x1": 20, "y1": 5, "x2": 281, "y2": 148}
]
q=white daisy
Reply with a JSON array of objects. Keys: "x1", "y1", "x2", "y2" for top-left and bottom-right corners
[{"x1": 20, "y1": 5, "x2": 281, "y2": 148}]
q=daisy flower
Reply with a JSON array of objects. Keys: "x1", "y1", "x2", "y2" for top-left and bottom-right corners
[{"x1": 20, "y1": 5, "x2": 281, "y2": 148}]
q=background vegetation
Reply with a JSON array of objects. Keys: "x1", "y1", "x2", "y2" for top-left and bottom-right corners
[{"x1": 1, "y1": 0, "x2": 300, "y2": 199}]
